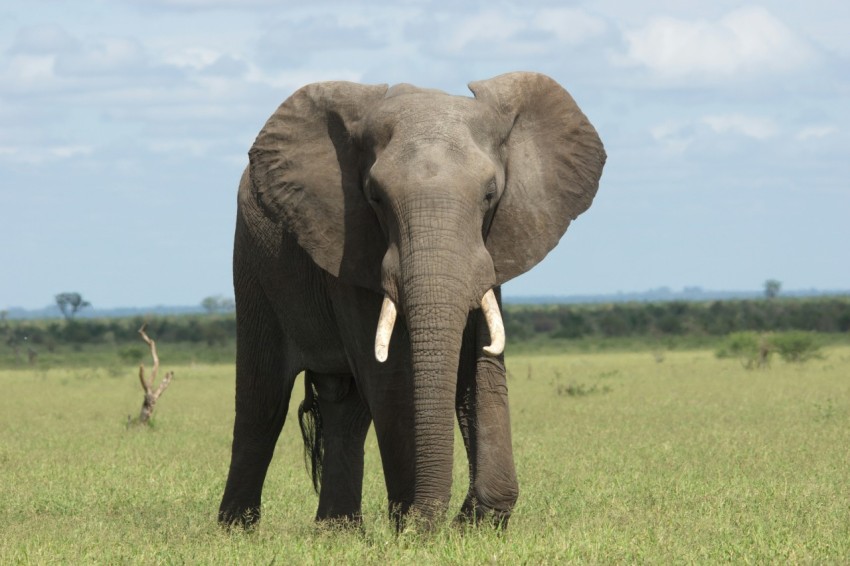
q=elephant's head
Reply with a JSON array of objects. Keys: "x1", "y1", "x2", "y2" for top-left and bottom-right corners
[{"x1": 249, "y1": 72, "x2": 605, "y2": 517}]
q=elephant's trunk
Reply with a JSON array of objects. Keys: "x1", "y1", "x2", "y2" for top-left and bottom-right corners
[
  {"x1": 402, "y1": 266, "x2": 470, "y2": 525},
  {"x1": 380, "y1": 191, "x2": 498, "y2": 527}
]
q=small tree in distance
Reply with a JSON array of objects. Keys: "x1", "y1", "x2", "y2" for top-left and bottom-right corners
[
  {"x1": 201, "y1": 295, "x2": 235, "y2": 314},
  {"x1": 764, "y1": 279, "x2": 781, "y2": 299},
  {"x1": 55, "y1": 292, "x2": 91, "y2": 320}
]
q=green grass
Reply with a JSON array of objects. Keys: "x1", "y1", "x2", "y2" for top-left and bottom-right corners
[{"x1": 2, "y1": 346, "x2": 849, "y2": 563}]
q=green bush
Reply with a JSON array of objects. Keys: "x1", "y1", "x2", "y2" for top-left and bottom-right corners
[
  {"x1": 716, "y1": 331, "x2": 758, "y2": 358},
  {"x1": 118, "y1": 346, "x2": 146, "y2": 364},
  {"x1": 771, "y1": 331, "x2": 823, "y2": 363},
  {"x1": 716, "y1": 331, "x2": 771, "y2": 369},
  {"x1": 716, "y1": 331, "x2": 825, "y2": 368}
]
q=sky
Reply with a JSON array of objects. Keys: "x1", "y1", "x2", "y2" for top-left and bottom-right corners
[{"x1": 1, "y1": 0, "x2": 848, "y2": 310}]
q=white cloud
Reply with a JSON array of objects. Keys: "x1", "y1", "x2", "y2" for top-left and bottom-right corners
[
  {"x1": 55, "y1": 36, "x2": 147, "y2": 76},
  {"x1": 650, "y1": 120, "x2": 695, "y2": 153},
  {"x1": 256, "y1": 14, "x2": 389, "y2": 62},
  {"x1": 622, "y1": 6, "x2": 814, "y2": 80},
  {"x1": 134, "y1": 0, "x2": 429, "y2": 10},
  {"x1": 444, "y1": 11, "x2": 527, "y2": 54},
  {"x1": 148, "y1": 138, "x2": 217, "y2": 156},
  {"x1": 161, "y1": 47, "x2": 222, "y2": 70},
  {"x1": 796, "y1": 125, "x2": 837, "y2": 141},
  {"x1": 650, "y1": 112, "x2": 783, "y2": 154},
  {"x1": 0, "y1": 28, "x2": 179, "y2": 98},
  {"x1": 533, "y1": 8, "x2": 607, "y2": 45},
  {"x1": 9, "y1": 24, "x2": 79, "y2": 55},
  {"x1": 243, "y1": 66, "x2": 363, "y2": 91},
  {"x1": 0, "y1": 144, "x2": 93, "y2": 164},
  {"x1": 410, "y1": 6, "x2": 606, "y2": 60},
  {"x1": 133, "y1": 0, "x2": 277, "y2": 9},
  {"x1": 0, "y1": 26, "x2": 254, "y2": 114},
  {"x1": 7, "y1": 27, "x2": 149, "y2": 79},
  {"x1": 3, "y1": 54, "x2": 56, "y2": 85},
  {"x1": 702, "y1": 114, "x2": 779, "y2": 140}
]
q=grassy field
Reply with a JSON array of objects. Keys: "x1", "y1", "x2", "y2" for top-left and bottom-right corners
[{"x1": 1, "y1": 345, "x2": 849, "y2": 563}]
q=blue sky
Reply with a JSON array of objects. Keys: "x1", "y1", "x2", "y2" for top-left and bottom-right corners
[{"x1": 1, "y1": 1, "x2": 848, "y2": 309}]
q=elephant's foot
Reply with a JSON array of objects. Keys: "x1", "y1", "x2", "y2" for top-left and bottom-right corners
[
  {"x1": 387, "y1": 500, "x2": 412, "y2": 532},
  {"x1": 391, "y1": 499, "x2": 452, "y2": 534},
  {"x1": 455, "y1": 496, "x2": 513, "y2": 530},
  {"x1": 315, "y1": 513, "x2": 364, "y2": 532},
  {"x1": 217, "y1": 505, "x2": 261, "y2": 530}
]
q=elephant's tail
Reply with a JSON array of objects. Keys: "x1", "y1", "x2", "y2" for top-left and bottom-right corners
[{"x1": 297, "y1": 373, "x2": 323, "y2": 494}]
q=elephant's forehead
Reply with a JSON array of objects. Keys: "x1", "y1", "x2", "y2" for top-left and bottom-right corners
[
  {"x1": 364, "y1": 93, "x2": 499, "y2": 175},
  {"x1": 365, "y1": 92, "x2": 492, "y2": 144},
  {"x1": 369, "y1": 133, "x2": 497, "y2": 191}
]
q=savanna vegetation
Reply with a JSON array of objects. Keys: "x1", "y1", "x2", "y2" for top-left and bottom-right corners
[
  {"x1": 2, "y1": 296, "x2": 848, "y2": 368},
  {"x1": 502, "y1": 296, "x2": 850, "y2": 341},
  {"x1": 0, "y1": 314, "x2": 236, "y2": 369},
  {"x1": 1, "y1": 296, "x2": 848, "y2": 562},
  {"x1": 1, "y1": 346, "x2": 848, "y2": 562}
]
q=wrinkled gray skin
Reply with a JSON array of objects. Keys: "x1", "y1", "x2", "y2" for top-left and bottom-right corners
[{"x1": 218, "y1": 72, "x2": 605, "y2": 531}]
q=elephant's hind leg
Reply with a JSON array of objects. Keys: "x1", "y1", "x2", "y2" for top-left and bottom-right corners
[
  {"x1": 306, "y1": 371, "x2": 372, "y2": 525},
  {"x1": 219, "y1": 283, "x2": 297, "y2": 529}
]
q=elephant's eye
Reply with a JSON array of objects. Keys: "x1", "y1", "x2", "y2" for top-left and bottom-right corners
[
  {"x1": 365, "y1": 180, "x2": 382, "y2": 205},
  {"x1": 484, "y1": 180, "x2": 497, "y2": 204}
]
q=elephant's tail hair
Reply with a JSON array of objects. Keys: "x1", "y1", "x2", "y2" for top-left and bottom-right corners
[{"x1": 298, "y1": 374, "x2": 323, "y2": 494}]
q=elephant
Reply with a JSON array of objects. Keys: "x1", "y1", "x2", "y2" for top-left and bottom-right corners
[{"x1": 218, "y1": 71, "x2": 605, "y2": 531}]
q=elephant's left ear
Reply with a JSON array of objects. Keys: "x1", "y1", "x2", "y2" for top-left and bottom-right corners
[
  {"x1": 469, "y1": 72, "x2": 606, "y2": 284},
  {"x1": 249, "y1": 81, "x2": 389, "y2": 292}
]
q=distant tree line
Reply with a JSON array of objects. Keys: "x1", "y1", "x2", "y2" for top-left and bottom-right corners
[
  {"x1": 2, "y1": 298, "x2": 848, "y2": 351},
  {"x1": 3, "y1": 315, "x2": 235, "y2": 351},
  {"x1": 504, "y1": 298, "x2": 850, "y2": 340}
]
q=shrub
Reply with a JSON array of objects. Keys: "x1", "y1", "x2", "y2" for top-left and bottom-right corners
[
  {"x1": 771, "y1": 331, "x2": 823, "y2": 363},
  {"x1": 716, "y1": 330, "x2": 824, "y2": 368},
  {"x1": 556, "y1": 383, "x2": 612, "y2": 397},
  {"x1": 118, "y1": 346, "x2": 146, "y2": 364},
  {"x1": 716, "y1": 331, "x2": 771, "y2": 369}
]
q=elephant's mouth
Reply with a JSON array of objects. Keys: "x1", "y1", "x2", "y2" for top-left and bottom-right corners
[{"x1": 374, "y1": 289, "x2": 505, "y2": 363}]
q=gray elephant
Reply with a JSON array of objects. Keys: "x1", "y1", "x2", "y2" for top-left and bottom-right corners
[{"x1": 218, "y1": 72, "x2": 605, "y2": 531}]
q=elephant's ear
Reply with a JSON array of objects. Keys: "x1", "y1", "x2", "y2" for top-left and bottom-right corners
[
  {"x1": 249, "y1": 81, "x2": 389, "y2": 291},
  {"x1": 469, "y1": 72, "x2": 606, "y2": 284}
]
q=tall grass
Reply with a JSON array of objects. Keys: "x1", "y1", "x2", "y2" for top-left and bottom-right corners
[{"x1": 1, "y1": 346, "x2": 849, "y2": 563}]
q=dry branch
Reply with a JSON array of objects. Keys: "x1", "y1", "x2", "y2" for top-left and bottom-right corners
[{"x1": 135, "y1": 324, "x2": 174, "y2": 425}]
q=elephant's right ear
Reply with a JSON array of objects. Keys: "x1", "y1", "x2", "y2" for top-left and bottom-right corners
[{"x1": 249, "y1": 81, "x2": 389, "y2": 292}]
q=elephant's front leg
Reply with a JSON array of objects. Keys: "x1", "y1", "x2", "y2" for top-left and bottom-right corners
[
  {"x1": 308, "y1": 371, "x2": 372, "y2": 524},
  {"x1": 455, "y1": 302, "x2": 519, "y2": 528},
  {"x1": 219, "y1": 278, "x2": 297, "y2": 529},
  {"x1": 326, "y1": 283, "x2": 416, "y2": 529}
]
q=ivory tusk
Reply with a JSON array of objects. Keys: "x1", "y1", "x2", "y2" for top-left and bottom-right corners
[
  {"x1": 374, "y1": 296, "x2": 397, "y2": 363},
  {"x1": 481, "y1": 289, "x2": 505, "y2": 356}
]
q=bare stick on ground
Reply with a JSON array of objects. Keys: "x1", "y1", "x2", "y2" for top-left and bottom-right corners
[{"x1": 134, "y1": 324, "x2": 174, "y2": 425}]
